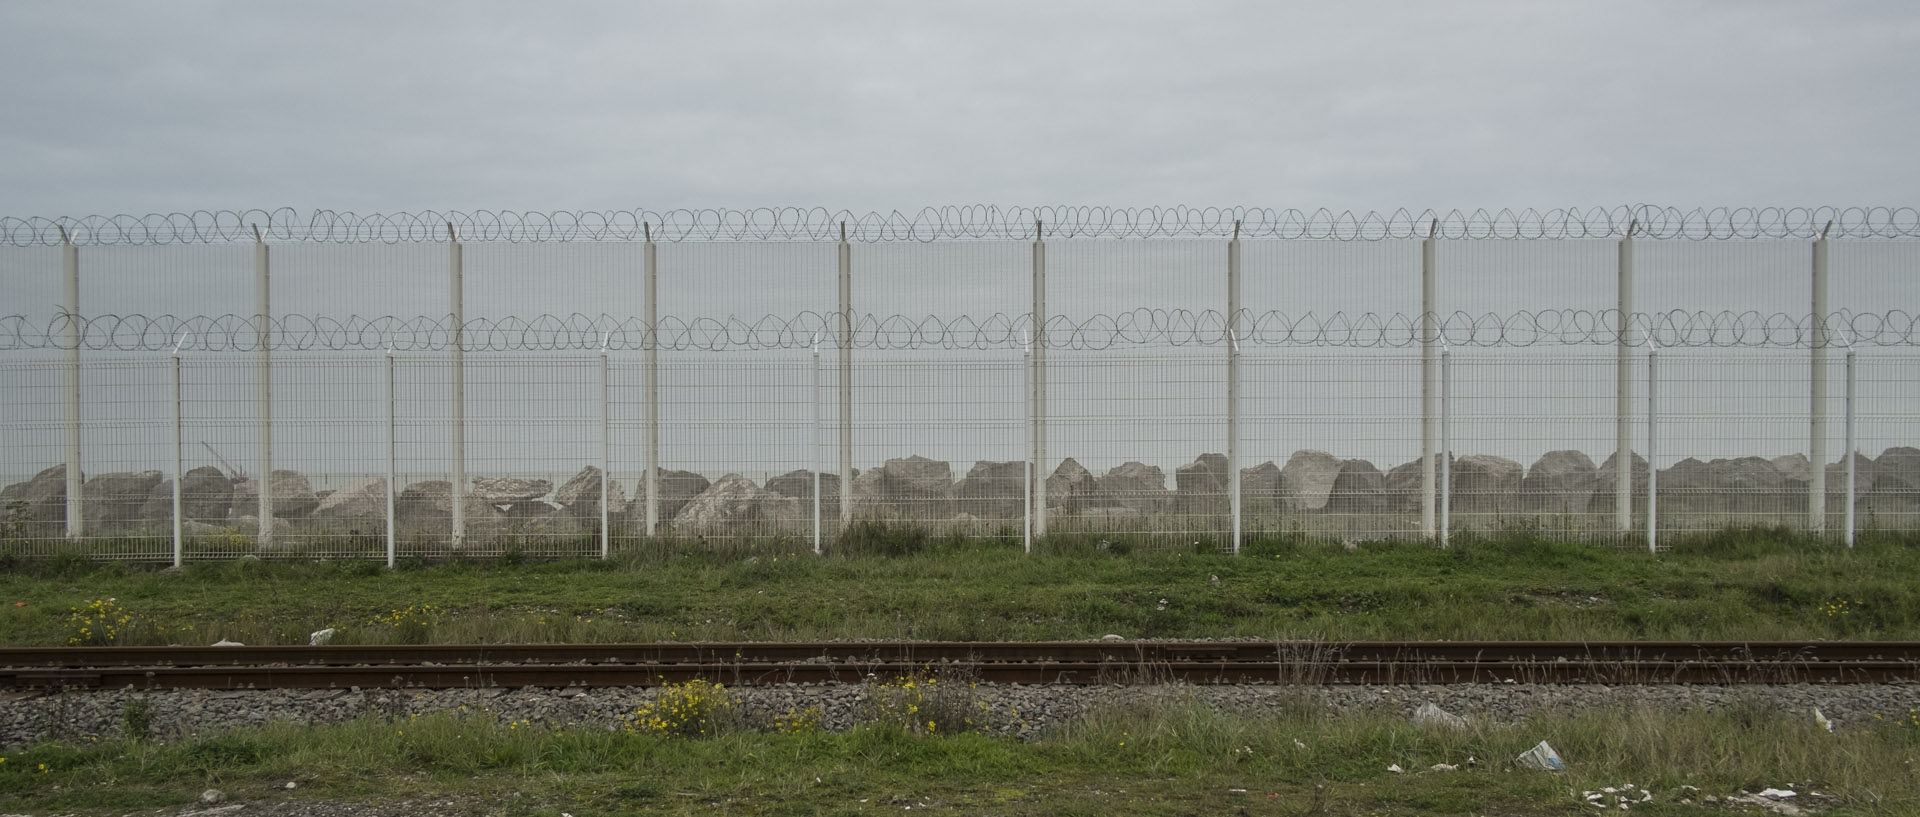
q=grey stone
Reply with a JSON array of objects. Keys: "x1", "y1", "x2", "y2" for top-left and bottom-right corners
[
  {"x1": 393, "y1": 480, "x2": 505, "y2": 540},
  {"x1": 1327, "y1": 459, "x2": 1387, "y2": 515},
  {"x1": 765, "y1": 470, "x2": 843, "y2": 517},
  {"x1": 1381, "y1": 459, "x2": 1428, "y2": 515},
  {"x1": 624, "y1": 468, "x2": 712, "y2": 522},
  {"x1": 1522, "y1": 450, "x2": 1597, "y2": 514},
  {"x1": 310, "y1": 477, "x2": 388, "y2": 526},
  {"x1": 179, "y1": 466, "x2": 234, "y2": 522},
  {"x1": 1097, "y1": 462, "x2": 1169, "y2": 514},
  {"x1": 673, "y1": 473, "x2": 799, "y2": 531},
  {"x1": 1866, "y1": 446, "x2": 1920, "y2": 517},
  {"x1": 0, "y1": 464, "x2": 70, "y2": 528},
  {"x1": 1279, "y1": 450, "x2": 1343, "y2": 512},
  {"x1": 1587, "y1": 451, "x2": 1650, "y2": 514},
  {"x1": 1174, "y1": 453, "x2": 1228, "y2": 515},
  {"x1": 470, "y1": 476, "x2": 552, "y2": 504},
  {"x1": 1659, "y1": 456, "x2": 1792, "y2": 520},
  {"x1": 852, "y1": 456, "x2": 953, "y2": 518},
  {"x1": 82, "y1": 470, "x2": 164, "y2": 532},
  {"x1": 555, "y1": 466, "x2": 627, "y2": 519},
  {"x1": 1450, "y1": 454, "x2": 1524, "y2": 515},
  {"x1": 954, "y1": 461, "x2": 1023, "y2": 520},
  {"x1": 1047, "y1": 458, "x2": 1122, "y2": 514},
  {"x1": 228, "y1": 470, "x2": 320, "y2": 520},
  {"x1": 1239, "y1": 462, "x2": 1281, "y2": 514}
]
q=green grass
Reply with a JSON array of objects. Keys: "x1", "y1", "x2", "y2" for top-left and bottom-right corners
[
  {"x1": 0, "y1": 525, "x2": 1916, "y2": 646},
  {"x1": 2, "y1": 697, "x2": 1917, "y2": 816}
]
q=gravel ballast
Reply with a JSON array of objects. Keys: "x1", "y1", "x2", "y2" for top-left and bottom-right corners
[{"x1": 3, "y1": 681, "x2": 1916, "y2": 747}]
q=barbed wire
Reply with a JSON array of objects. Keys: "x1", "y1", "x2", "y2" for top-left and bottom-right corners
[
  {"x1": 2, "y1": 310, "x2": 1912, "y2": 352},
  {"x1": 4, "y1": 205, "x2": 1918, "y2": 246}
]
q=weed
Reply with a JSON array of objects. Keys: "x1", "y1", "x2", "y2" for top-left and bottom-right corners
[
  {"x1": 624, "y1": 680, "x2": 734, "y2": 738},
  {"x1": 65, "y1": 598, "x2": 133, "y2": 646},
  {"x1": 863, "y1": 672, "x2": 992, "y2": 735},
  {"x1": 120, "y1": 698, "x2": 154, "y2": 742}
]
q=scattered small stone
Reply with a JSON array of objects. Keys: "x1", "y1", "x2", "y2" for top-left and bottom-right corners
[
  {"x1": 199, "y1": 788, "x2": 225, "y2": 804},
  {"x1": 211, "y1": 640, "x2": 244, "y2": 647},
  {"x1": 282, "y1": 781, "x2": 298, "y2": 790},
  {"x1": 1100, "y1": 634, "x2": 1124, "y2": 641},
  {"x1": 1427, "y1": 763, "x2": 1457, "y2": 772}
]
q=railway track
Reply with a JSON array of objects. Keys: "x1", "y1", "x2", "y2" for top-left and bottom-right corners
[{"x1": 2, "y1": 641, "x2": 1915, "y2": 690}]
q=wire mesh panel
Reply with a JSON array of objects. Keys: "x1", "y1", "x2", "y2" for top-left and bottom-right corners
[
  {"x1": 1653, "y1": 351, "x2": 1812, "y2": 536},
  {"x1": 1450, "y1": 350, "x2": 1626, "y2": 541},
  {"x1": 1852, "y1": 354, "x2": 1920, "y2": 533},
  {"x1": 653, "y1": 353, "x2": 817, "y2": 545},
  {"x1": 1240, "y1": 351, "x2": 1419, "y2": 542},
  {"x1": 0, "y1": 358, "x2": 71, "y2": 553},
  {"x1": 1039, "y1": 352, "x2": 1225, "y2": 549}
]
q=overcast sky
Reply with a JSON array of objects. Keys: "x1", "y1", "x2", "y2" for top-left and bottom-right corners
[{"x1": 2, "y1": 0, "x2": 1917, "y2": 217}]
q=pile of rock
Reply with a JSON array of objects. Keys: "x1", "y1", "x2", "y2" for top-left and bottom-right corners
[{"x1": 3, "y1": 445, "x2": 1915, "y2": 544}]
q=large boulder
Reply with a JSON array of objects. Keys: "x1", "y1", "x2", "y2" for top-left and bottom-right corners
[
  {"x1": 554, "y1": 466, "x2": 628, "y2": 525},
  {"x1": 1326, "y1": 459, "x2": 1387, "y2": 515},
  {"x1": 309, "y1": 477, "x2": 389, "y2": 530},
  {"x1": 1381, "y1": 458, "x2": 1428, "y2": 515},
  {"x1": 180, "y1": 466, "x2": 234, "y2": 522},
  {"x1": 955, "y1": 461, "x2": 1023, "y2": 520},
  {"x1": 1587, "y1": 451, "x2": 1650, "y2": 515},
  {"x1": 673, "y1": 473, "x2": 800, "y2": 532},
  {"x1": 228, "y1": 470, "x2": 320, "y2": 520},
  {"x1": 624, "y1": 469, "x2": 712, "y2": 525},
  {"x1": 1864, "y1": 447, "x2": 1920, "y2": 518},
  {"x1": 394, "y1": 480, "x2": 505, "y2": 541},
  {"x1": 852, "y1": 456, "x2": 953, "y2": 518},
  {"x1": 1521, "y1": 451, "x2": 1598, "y2": 514},
  {"x1": 765, "y1": 470, "x2": 844, "y2": 518},
  {"x1": 1279, "y1": 450, "x2": 1343, "y2": 512},
  {"x1": 1097, "y1": 462, "x2": 1169, "y2": 514},
  {"x1": 1238, "y1": 462, "x2": 1281, "y2": 515},
  {"x1": 0, "y1": 464, "x2": 71, "y2": 529},
  {"x1": 81, "y1": 470, "x2": 164, "y2": 532},
  {"x1": 1658, "y1": 456, "x2": 1791, "y2": 521},
  {"x1": 1450, "y1": 454, "x2": 1524, "y2": 515},
  {"x1": 1824, "y1": 453, "x2": 1876, "y2": 516},
  {"x1": 1047, "y1": 458, "x2": 1122, "y2": 514},
  {"x1": 1174, "y1": 453, "x2": 1228, "y2": 515},
  {"x1": 470, "y1": 477, "x2": 552, "y2": 504}
]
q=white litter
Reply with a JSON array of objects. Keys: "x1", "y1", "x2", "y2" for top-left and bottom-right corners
[
  {"x1": 1515, "y1": 740, "x2": 1565, "y2": 771},
  {"x1": 1386, "y1": 764, "x2": 1403, "y2": 774},
  {"x1": 1759, "y1": 789, "x2": 1798, "y2": 799}
]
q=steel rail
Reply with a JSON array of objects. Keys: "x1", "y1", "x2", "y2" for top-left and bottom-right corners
[{"x1": 2, "y1": 641, "x2": 1915, "y2": 690}]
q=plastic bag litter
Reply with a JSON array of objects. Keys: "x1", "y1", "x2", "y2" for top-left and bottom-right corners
[{"x1": 1515, "y1": 740, "x2": 1565, "y2": 771}]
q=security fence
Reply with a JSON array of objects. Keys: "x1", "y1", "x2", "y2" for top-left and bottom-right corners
[{"x1": 1, "y1": 206, "x2": 1916, "y2": 562}]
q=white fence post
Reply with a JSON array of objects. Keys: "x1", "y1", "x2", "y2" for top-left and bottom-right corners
[
  {"x1": 1032, "y1": 220, "x2": 1047, "y2": 538},
  {"x1": 447, "y1": 223, "x2": 467, "y2": 547},
  {"x1": 253, "y1": 227, "x2": 274, "y2": 545},
  {"x1": 812, "y1": 335, "x2": 822, "y2": 555},
  {"x1": 60, "y1": 227, "x2": 82, "y2": 539},
  {"x1": 644, "y1": 223, "x2": 660, "y2": 537},
  {"x1": 838, "y1": 222, "x2": 854, "y2": 530},
  {"x1": 1646, "y1": 344, "x2": 1660, "y2": 554},
  {"x1": 1227, "y1": 221, "x2": 1242, "y2": 554},
  {"x1": 1844, "y1": 347, "x2": 1857, "y2": 548},
  {"x1": 1421, "y1": 220, "x2": 1438, "y2": 537},
  {"x1": 1616, "y1": 221, "x2": 1636, "y2": 535},
  {"x1": 598, "y1": 337, "x2": 611, "y2": 560},
  {"x1": 385, "y1": 349, "x2": 397, "y2": 569},
  {"x1": 1809, "y1": 222, "x2": 1832, "y2": 533},
  {"x1": 170, "y1": 334, "x2": 186, "y2": 568},
  {"x1": 1023, "y1": 332, "x2": 1033, "y2": 555},
  {"x1": 1439, "y1": 344, "x2": 1452, "y2": 548}
]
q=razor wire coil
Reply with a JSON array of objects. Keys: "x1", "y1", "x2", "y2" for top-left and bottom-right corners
[{"x1": 5, "y1": 205, "x2": 1920, "y2": 246}]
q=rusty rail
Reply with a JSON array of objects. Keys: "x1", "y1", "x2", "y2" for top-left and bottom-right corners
[{"x1": 3, "y1": 641, "x2": 1915, "y2": 690}]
